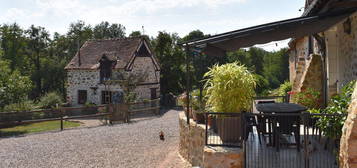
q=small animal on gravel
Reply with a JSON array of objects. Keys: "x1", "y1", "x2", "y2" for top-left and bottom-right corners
[{"x1": 159, "y1": 131, "x2": 165, "y2": 141}]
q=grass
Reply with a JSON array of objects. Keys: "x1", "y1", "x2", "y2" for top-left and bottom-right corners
[{"x1": 0, "y1": 120, "x2": 81, "y2": 137}]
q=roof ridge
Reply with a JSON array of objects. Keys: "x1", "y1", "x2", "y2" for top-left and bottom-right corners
[{"x1": 88, "y1": 36, "x2": 144, "y2": 42}]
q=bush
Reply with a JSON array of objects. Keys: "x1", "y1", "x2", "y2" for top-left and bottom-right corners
[
  {"x1": 1, "y1": 100, "x2": 39, "y2": 122},
  {"x1": 38, "y1": 92, "x2": 63, "y2": 109},
  {"x1": 0, "y1": 60, "x2": 33, "y2": 108},
  {"x1": 204, "y1": 62, "x2": 256, "y2": 113},
  {"x1": 3, "y1": 100, "x2": 35, "y2": 112},
  {"x1": 277, "y1": 81, "x2": 292, "y2": 96},
  {"x1": 317, "y1": 80, "x2": 356, "y2": 139},
  {"x1": 292, "y1": 88, "x2": 321, "y2": 109}
]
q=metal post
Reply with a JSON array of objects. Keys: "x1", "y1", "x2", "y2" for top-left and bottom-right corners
[
  {"x1": 302, "y1": 112, "x2": 309, "y2": 168},
  {"x1": 205, "y1": 113, "x2": 208, "y2": 145},
  {"x1": 199, "y1": 52, "x2": 203, "y2": 111},
  {"x1": 185, "y1": 45, "x2": 190, "y2": 125},
  {"x1": 242, "y1": 112, "x2": 247, "y2": 168}
]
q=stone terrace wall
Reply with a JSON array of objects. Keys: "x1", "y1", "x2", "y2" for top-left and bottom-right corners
[
  {"x1": 340, "y1": 84, "x2": 357, "y2": 168},
  {"x1": 179, "y1": 112, "x2": 205, "y2": 167},
  {"x1": 178, "y1": 112, "x2": 244, "y2": 168}
]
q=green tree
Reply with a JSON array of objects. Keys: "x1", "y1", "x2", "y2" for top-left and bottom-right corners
[
  {"x1": 0, "y1": 23, "x2": 28, "y2": 71},
  {"x1": 129, "y1": 31, "x2": 142, "y2": 37},
  {"x1": 249, "y1": 47, "x2": 266, "y2": 75},
  {"x1": 25, "y1": 25, "x2": 50, "y2": 98},
  {"x1": 0, "y1": 60, "x2": 32, "y2": 108},
  {"x1": 66, "y1": 21, "x2": 93, "y2": 60},
  {"x1": 152, "y1": 31, "x2": 185, "y2": 95},
  {"x1": 93, "y1": 21, "x2": 126, "y2": 39}
]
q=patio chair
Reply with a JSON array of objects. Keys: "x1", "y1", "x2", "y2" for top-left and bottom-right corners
[
  {"x1": 245, "y1": 115, "x2": 263, "y2": 144},
  {"x1": 275, "y1": 115, "x2": 301, "y2": 151}
]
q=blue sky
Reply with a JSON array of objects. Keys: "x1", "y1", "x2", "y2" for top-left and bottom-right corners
[{"x1": 0, "y1": 0, "x2": 305, "y2": 50}]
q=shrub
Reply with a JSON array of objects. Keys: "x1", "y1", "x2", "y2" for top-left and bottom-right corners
[
  {"x1": 204, "y1": 62, "x2": 256, "y2": 113},
  {"x1": 3, "y1": 100, "x2": 35, "y2": 112},
  {"x1": 0, "y1": 60, "x2": 33, "y2": 108},
  {"x1": 277, "y1": 81, "x2": 292, "y2": 96},
  {"x1": 38, "y1": 92, "x2": 63, "y2": 109},
  {"x1": 292, "y1": 88, "x2": 321, "y2": 109},
  {"x1": 317, "y1": 80, "x2": 356, "y2": 139}
]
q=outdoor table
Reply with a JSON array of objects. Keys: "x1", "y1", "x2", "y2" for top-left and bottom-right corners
[{"x1": 255, "y1": 103, "x2": 307, "y2": 148}]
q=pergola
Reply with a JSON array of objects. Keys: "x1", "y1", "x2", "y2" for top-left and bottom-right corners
[{"x1": 180, "y1": 7, "x2": 357, "y2": 124}]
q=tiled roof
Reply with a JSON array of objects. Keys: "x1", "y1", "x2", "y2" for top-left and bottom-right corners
[{"x1": 65, "y1": 37, "x2": 143, "y2": 70}]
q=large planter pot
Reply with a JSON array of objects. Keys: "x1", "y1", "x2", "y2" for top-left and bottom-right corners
[
  {"x1": 192, "y1": 110, "x2": 205, "y2": 124},
  {"x1": 216, "y1": 116, "x2": 242, "y2": 143},
  {"x1": 196, "y1": 112, "x2": 205, "y2": 124},
  {"x1": 208, "y1": 115, "x2": 218, "y2": 133}
]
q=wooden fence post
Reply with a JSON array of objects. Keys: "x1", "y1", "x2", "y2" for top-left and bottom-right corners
[{"x1": 60, "y1": 108, "x2": 64, "y2": 131}]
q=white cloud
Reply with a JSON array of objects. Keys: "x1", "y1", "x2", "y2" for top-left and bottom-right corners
[{"x1": 1, "y1": 8, "x2": 27, "y2": 21}]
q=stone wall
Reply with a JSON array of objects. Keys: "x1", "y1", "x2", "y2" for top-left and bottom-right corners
[
  {"x1": 66, "y1": 70, "x2": 123, "y2": 105},
  {"x1": 203, "y1": 146, "x2": 243, "y2": 168},
  {"x1": 178, "y1": 112, "x2": 244, "y2": 168},
  {"x1": 335, "y1": 12, "x2": 357, "y2": 88},
  {"x1": 340, "y1": 84, "x2": 357, "y2": 168},
  {"x1": 66, "y1": 56, "x2": 160, "y2": 106},
  {"x1": 290, "y1": 37, "x2": 312, "y2": 93},
  {"x1": 179, "y1": 112, "x2": 205, "y2": 167}
]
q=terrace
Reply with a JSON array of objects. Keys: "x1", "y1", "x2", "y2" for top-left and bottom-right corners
[{"x1": 178, "y1": 6, "x2": 357, "y2": 168}]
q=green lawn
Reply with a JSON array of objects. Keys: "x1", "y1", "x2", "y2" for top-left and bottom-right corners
[{"x1": 0, "y1": 120, "x2": 81, "y2": 137}]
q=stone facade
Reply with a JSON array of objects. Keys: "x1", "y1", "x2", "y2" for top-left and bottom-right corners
[
  {"x1": 289, "y1": 11, "x2": 357, "y2": 168},
  {"x1": 178, "y1": 112, "x2": 243, "y2": 168},
  {"x1": 66, "y1": 56, "x2": 160, "y2": 106},
  {"x1": 289, "y1": 11, "x2": 357, "y2": 101},
  {"x1": 334, "y1": 12, "x2": 357, "y2": 88},
  {"x1": 340, "y1": 85, "x2": 357, "y2": 167}
]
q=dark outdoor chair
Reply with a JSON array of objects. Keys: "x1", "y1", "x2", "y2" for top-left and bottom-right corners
[
  {"x1": 252, "y1": 95, "x2": 290, "y2": 146},
  {"x1": 275, "y1": 115, "x2": 301, "y2": 151},
  {"x1": 245, "y1": 115, "x2": 263, "y2": 144},
  {"x1": 255, "y1": 100, "x2": 277, "y2": 144}
]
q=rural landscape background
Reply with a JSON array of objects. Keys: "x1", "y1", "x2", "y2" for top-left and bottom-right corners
[{"x1": 0, "y1": 21, "x2": 289, "y2": 112}]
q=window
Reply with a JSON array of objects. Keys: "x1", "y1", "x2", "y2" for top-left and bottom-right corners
[
  {"x1": 78, "y1": 90, "x2": 87, "y2": 104},
  {"x1": 99, "y1": 55, "x2": 113, "y2": 83},
  {"x1": 102, "y1": 91, "x2": 112, "y2": 104}
]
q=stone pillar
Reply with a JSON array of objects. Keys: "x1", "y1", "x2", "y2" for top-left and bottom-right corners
[{"x1": 340, "y1": 84, "x2": 357, "y2": 167}]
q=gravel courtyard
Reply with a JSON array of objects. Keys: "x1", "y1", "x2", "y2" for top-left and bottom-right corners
[{"x1": 0, "y1": 109, "x2": 190, "y2": 168}]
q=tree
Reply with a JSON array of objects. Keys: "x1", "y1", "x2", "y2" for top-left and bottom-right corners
[
  {"x1": 249, "y1": 47, "x2": 266, "y2": 75},
  {"x1": 152, "y1": 31, "x2": 185, "y2": 95},
  {"x1": 0, "y1": 23, "x2": 27, "y2": 71},
  {"x1": 25, "y1": 25, "x2": 50, "y2": 98},
  {"x1": 93, "y1": 21, "x2": 125, "y2": 39},
  {"x1": 227, "y1": 49, "x2": 251, "y2": 67},
  {"x1": 129, "y1": 31, "x2": 142, "y2": 37},
  {"x1": 67, "y1": 21, "x2": 93, "y2": 60},
  {"x1": 181, "y1": 30, "x2": 207, "y2": 42},
  {"x1": 0, "y1": 60, "x2": 32, "y2": 109}
]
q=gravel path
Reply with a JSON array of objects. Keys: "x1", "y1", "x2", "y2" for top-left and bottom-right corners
[{"x1": 0, "y1": 109, "x2": 190, "y2": 168}]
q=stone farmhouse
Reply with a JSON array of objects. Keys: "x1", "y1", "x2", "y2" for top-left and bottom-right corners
[
  {"x1": 289, "y1": 0, "x2": 357, "y2": 106},
  {"x1": 65, "y1": 37, "x2": 160, "y2": 106}
]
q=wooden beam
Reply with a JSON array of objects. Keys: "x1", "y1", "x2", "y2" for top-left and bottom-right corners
[{"x1": 329, "y1": 1, "x2": 357, "y2": 9}]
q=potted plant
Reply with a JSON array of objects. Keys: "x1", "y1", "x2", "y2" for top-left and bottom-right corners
[
  {"x1": 204, "y1": 62, "x2": 256, "y2": 143},
  {"x1": 178, "y1": 92, "x2": 193, "y2": 118},
  {"x1": 191, "y1": 96, "x2": 206, "y2": 124}
]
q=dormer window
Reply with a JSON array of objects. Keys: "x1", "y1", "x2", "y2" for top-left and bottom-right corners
[{"x1": 99, "y1": 54, "x2": 114, "y2": 83}]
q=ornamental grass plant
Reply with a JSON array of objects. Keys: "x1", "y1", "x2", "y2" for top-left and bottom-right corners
[{"x1": 204, "y1": 62, "x2": 256, "y2": 113}]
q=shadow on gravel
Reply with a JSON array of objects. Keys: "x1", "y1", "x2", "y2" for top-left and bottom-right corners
[{"x1": 0, "y1": 130, "x2": 27, "y2": 138}]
